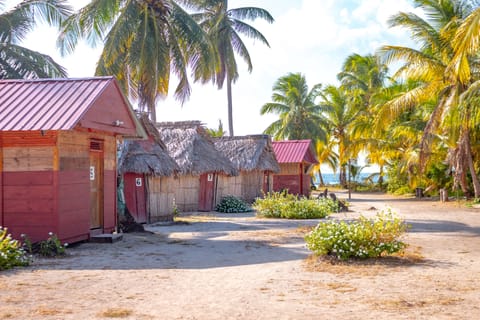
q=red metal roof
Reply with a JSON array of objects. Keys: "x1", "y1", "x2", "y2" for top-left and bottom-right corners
[
  {"x1": 272, "y1": 139, "x2": 318, "y2": 164},
  {"x1": 0, "y1": 77, "x2": 119, "y2": 131}
]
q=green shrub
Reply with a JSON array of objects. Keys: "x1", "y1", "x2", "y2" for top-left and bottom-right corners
[
  {"x1": 23, "y1": 232, "x2": 67, "y2": 257},
  {"x1": 253, "y1": 191, "x2": 337, "y2": 219},
  {"x1": 0, "y1": 227, "x2": 30, "y2": 271},
  {"x1": 305, "y1": 210, "x2": 408, "y2": 260},
  {"x1": 215, "y1": 195, "x2": 252, "y2": 213}
]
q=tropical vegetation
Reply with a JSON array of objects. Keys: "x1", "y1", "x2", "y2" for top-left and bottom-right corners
[
  {"x1": 253, "y1": 191, "x2": 338, "y2": 219},
  {"x1": 262, "y1": 0, "x2": 480, "y2": 198},
  {"x1": 0, "y1": 0, "x2": 71, "y2": 79},
  {"x1": 305, "y1": 210, "x2": 408, "y2": 260}
]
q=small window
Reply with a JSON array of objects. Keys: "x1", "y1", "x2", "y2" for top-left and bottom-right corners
[{"x1": 90, "y1": 140, "x2": 103, "y2": 151}]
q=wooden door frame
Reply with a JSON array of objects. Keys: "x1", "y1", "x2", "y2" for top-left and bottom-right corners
[{"x1": 89, "y1": 139, "x2": 104, "y2": 230}]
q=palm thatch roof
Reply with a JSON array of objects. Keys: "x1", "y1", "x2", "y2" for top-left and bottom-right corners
[
  {"x1": 156, "y1": 121, "x2": 238, "y2": 176},
  {"x1": 213, "y1": 135, "x2": 280, "y2": 173},
  {"x1": 118, "y1": 115, "x2": 179, "y2": 176}
]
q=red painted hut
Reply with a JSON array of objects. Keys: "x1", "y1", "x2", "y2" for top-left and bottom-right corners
[
  {"x1": 271, "y1": 140, "x2": 318, "y2": 197},
  {"x1": 0, "y1": 77, "x2": 144, "y2": 243},
  {"x1": 118, "y1": 115, "x2": 179, "y2": 223}
]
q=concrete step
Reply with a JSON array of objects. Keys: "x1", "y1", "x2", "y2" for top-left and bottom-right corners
[{"x1": 90, "y1": 233, "x2": 123, "y2": 243}]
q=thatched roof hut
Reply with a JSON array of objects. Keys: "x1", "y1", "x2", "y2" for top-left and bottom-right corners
[
  {"x1": 118, "y1": 115, "x2": 178, "y2": 176},
  {"x1": 156, "y1": 121, "x2": 238, "y2": 176},
  {"x1": 213, "y1": 135, "x2": 280, "y2": 173},
  {"x1": 213, "y1": 135, "x2": 280, "y2": 203}
]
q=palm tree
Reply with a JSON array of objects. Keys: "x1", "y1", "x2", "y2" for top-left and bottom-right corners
[
  {"x1": 319, "y1": 85, "x2": 361, "y2": 187},
  {"x1": 0, "y1": 0, "x2": 71, "y2": 79},
  {"x1": 260, "y1": 72, "x2": 326, "y2": 142},
  {"x1": 190, "y1": 0, "x2": 274, "y2": 136},
  {"x1": 378, "y1": 0, "x2": 480, "y2": 197},
  {"x1": 57, "y1": 0, "x2": 214, "y2": 122},
  {"x1": 206, "y1": 119, "x2": 226, "y2": 137},
  {"x1": 311, "y1": 137, "x2": 338, "y2": 187}
]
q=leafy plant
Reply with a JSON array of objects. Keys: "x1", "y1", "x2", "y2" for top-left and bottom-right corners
[
  {"x1": 22, "y1": 232, "x2": 67, "y2": 257},
  {"x1": 253, "y1": 191, "x2": 337, "y2": 219},
  {"x1": 305, "y1": 210, "x2": 408, "y2": 260},
  {"x1": 172, "y1": 197, "x2": 181, "y2": 218},
  {"x1": 215, "y1": 195, "x2": 252, "y2": 213},
  {"x1": 0, "y1": 227, "x2": 30, "y2": 270}
]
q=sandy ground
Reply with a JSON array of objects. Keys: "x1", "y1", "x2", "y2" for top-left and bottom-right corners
[{"x1": 1, "y1": 191, "x2": 480, "y2": 320}]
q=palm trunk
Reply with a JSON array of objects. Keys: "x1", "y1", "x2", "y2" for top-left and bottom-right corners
[
  {"x1": 227, "y1": 74, "x2": 234, "y2": 137},
  {"x1": 317, "y1": 170, "x2": 325, "y2": 186},
  {"x1": 149, "y1": 100, "x2": 157, "y2": 123},
  {"x1": 463, "y1": 129, "x2": 480, "y2": 198}
]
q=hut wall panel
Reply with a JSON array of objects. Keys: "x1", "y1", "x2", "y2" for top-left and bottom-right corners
[
  {"x1": 1, "y1": 131, "x2": 56, "y2": 147},
  {"x1": 147, "y1": 176, "x2": 174, "y2": 221},
  {"x1": 2, "y1": 171, "x2": 57, "y2": 242},
  {"x1": 174, "y1": 175, "x2": 199, "y2": 212},
  {"x1": 57, "y1": 131, "x2": 91, "y2": 242},
  {"x1": 273, "y1": 175, "x2": 300, "y2": 195},
  {"x1": 277, "y1": 163, "x2": 298, "y2": 175},
  {"x1": 103, "y1": 170, "x2": 117, "y2": 230},
  {"x1": 3, "y1": 146, "x2": 54, "y2": 171},
  {"x1": 241, "y1": 171, "x2": 264, "y2": 203},
  {"x1": 0, "y1": 143, "x2": 3, "y2": 226}
]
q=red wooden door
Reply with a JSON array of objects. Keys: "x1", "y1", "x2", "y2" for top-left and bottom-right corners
[
  {"x1": 262, "y1": 171, "x2": 270, "y2": 194},
  {"x1": 89, "y1": 148, "x2": 104, "y2": 229},
  {"x1": 124, "y1": 173, "x2": 147, "y2": 223},
  {"x1": 198, "y1": 173, "x2": 215, "y2": 211}
]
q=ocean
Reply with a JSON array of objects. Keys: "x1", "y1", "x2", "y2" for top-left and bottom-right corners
[{"x1": 314, "y1": 172, "x2": 380, "y2": 186}]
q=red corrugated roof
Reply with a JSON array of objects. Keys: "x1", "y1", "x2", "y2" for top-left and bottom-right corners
[
  {"x1": 0, "y1": 77, "x2": 116, "y2": 131},
  {"x1": 272, "y1": 139, "x2": 318, "y2": 164}
]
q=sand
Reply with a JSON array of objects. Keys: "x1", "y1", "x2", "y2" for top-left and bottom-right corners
[{"x1": 1, "y1": 191, "x2": 479, "y2": 320}]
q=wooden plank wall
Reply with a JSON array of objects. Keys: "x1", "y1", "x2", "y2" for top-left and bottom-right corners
[
  {"x1": 57, "y1": 131, "x2": 117, "y2": 241},
  {"x1": 241, "y1": 171, "x2": 264, "y2": 203},
  {"x1": 216, "y1": 175, "x2": 242, "y2": 203},
  {"x1": 102, "y1": 135, "x2": 117, "y2": 232},
  {"x1": 174, "y1": 175, "x2": 200, "y2": 212},
  {"x1": 1, "y1": 131, "x2": 57, "y2": 242},
  {"x1": 147, "y1": 176, "x2": 175, "y2": 222}
]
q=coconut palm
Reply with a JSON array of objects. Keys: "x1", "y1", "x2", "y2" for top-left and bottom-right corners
[
  {"x1": 260, "y1": 72, "x2": 326, "y2": 142},
  {"x1": 378, "y1": 0, "x2": 480, "y2": 197},
  {"x1": 0, "y1": 0, "x2": 71, "y2": 79},
  {"x1": 189, "y1": 0, "x2": 274, "y2": 136},
  {"x1": 57, "y1": 0, "x2": 214, "y2": 122},
  {"x1": 319, "y1": 84, "x2": 362, "y2": 187}
]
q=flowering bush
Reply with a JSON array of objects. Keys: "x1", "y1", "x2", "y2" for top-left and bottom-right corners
[
  {"x1": 253, "y1": 191, "x2": 337, "y2": 219},
  {"x1": 305, "y1": 210, "x2": 408, "y2": 260},
  {"x1": 0, "y1": 227, "x2": 30, "y2": 270},
  {"x1": 215, "y1": 195, "x2": 252, "y2": 213},
  {"x1": 22, "y1": 232, "x2": 67, "y2": 257}
]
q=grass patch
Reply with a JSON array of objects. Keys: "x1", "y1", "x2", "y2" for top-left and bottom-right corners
[{"x1": 98, "y1": 308, "x2": 133, "y2": 318}]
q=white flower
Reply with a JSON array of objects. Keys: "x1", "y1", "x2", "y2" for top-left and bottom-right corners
[{"x1": 48, "y1": 232, "x2": 53, "y2": 236}]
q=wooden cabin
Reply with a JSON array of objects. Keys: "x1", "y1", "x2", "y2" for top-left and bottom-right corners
[
  {"x1": 214, "y1": 135, "x2": 280, "y2": 203},
  {"x1": 271, "y1": 140, "x2": 318, "y2": 197},
  {"x1": 0, "y1": 77, "x2": 144, "y2": 243},
  {"x1": 118, "y1": 115, "x2": 179, "y2": 223},
  {"x1": 156, "y1": 121, "x2": 238, "y2": 212}
]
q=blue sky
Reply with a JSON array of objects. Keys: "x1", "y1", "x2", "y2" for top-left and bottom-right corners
[{"x1": 7, "y1": 0, "x2": 417, "y2": 136}]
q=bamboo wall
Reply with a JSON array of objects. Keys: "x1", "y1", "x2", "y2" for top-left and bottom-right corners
[
  {"x1": 147, "y1": 176, "x2": 175, "y2": 222},
  {"x1": 147, "y1": 174, "x2": 200, "y2": 217},
  {"x1": 217, "y1": 171, "x2": 269, "y2": 204}
]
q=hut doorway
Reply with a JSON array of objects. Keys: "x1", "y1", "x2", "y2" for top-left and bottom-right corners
[
  {"x1": 199, "y1": 173, "x2": 215, "y2": 211},
  {"x1": 123, "y1": 173, "x2": 147, "y2": 223},
  {"x1": 89, "y1": 140, "x2": 104, "y2": 230}
]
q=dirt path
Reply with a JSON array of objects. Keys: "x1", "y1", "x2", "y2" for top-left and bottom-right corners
[{"x1": 1, "y1": 192, "x2": 479, "y2": 319}]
